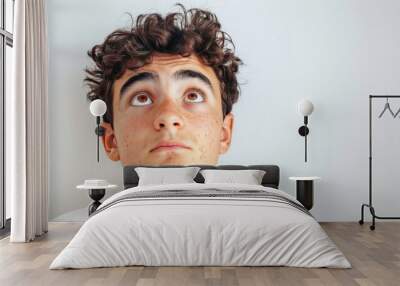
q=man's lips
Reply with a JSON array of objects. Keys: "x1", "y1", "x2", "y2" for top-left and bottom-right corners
[{"x1": 150, "y1": 141, "x2": 191, "y2": 152}]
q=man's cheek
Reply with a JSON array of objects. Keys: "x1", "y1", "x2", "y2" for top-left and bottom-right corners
[
  {"x1": 119, "y1": 114, "x2": 149, "y2": 132},
  {"x1": 117, "y1": 119, "x2": 148, "y2": 148},
  {"x1": 191, "y1": 117, "x2": 221, "y2": 147}
]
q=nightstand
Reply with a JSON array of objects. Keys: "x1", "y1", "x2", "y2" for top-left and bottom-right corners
[
  {"x1": 289, "y1": 177, "x2": 321, "y2": 210},
  {"x1": 77, "y1": 180, "x2": 118, "y2": 215}
]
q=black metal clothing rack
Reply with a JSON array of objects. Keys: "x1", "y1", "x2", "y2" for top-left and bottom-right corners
[{"x1": 359, "y1": 95, "x2": 400, "y2": 230}]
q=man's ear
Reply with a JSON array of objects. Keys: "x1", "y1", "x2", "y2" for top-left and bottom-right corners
[
  {"x1": 219, "y1": 113, "x2": 234, "y2": 154},
  {"x1": 101, "y1": 122, "x2": 120, "y2": 161}
]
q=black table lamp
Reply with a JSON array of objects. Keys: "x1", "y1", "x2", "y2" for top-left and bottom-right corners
[
  {"x1": 89, "y1": 99, "x2": 107, "y2": 162},
  {"x1": 297, "y1": 99, "x2": 314, "y2": 162}
]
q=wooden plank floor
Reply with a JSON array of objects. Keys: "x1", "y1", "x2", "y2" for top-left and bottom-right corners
[{"x1": 0, "y1": 222, "x2": 399, "y2": 286}]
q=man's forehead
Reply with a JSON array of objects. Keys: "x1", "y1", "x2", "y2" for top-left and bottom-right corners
[
  {"x1": 112, "y1": 53, "x2": 222, "y2": 107},
  {"x1": 146, "y1": 53, "x2": 206, "y2": 66},
  {"x1": 123, "y1": 53, "x2": 216, "y2": 78}
]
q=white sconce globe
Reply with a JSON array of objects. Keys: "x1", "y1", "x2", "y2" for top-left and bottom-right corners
[
  {"x1": 90, "y1": 99, "x2": 107, "y2": 117},
  {"x1": 298, "y1": 99, "x2": 314, "y2": 116}
]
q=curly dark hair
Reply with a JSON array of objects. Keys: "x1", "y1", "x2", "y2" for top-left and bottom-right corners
[{"x1": 85, "y1": 4, "x2": 242, "y2": 125}]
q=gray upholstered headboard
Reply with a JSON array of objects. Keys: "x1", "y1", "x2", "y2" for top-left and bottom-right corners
[{"x1": 123, "y1": 165, "x2": 280, "y2": 189}]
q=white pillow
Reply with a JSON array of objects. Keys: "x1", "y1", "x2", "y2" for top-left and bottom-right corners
[
  {"x1": 200, "y1": 169, "x2": 266, "y2": 185},
  {"x1": 135, "y1": 167, "x2": 200, "y2": 186}
]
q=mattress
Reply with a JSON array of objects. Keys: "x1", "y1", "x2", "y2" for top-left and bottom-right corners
[{"x1": 50, "y1": 183, "x2": 351, "y2": 269}]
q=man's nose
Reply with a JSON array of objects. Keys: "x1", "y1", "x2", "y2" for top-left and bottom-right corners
[{"x1": 153, "y1": 100, "x2": 184, "y2": 131}]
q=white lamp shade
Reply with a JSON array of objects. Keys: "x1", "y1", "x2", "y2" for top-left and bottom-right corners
[
  {"x1": 297, "y1": 99, "x2": 314, "y2": 116},
  {"x1": 90, "y1": 99, "x2": 107, "y2": 117}
]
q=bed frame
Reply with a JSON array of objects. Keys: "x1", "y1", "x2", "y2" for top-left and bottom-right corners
[{"x1": 123, "y1": 165, "x2": 280, "y2": 189}]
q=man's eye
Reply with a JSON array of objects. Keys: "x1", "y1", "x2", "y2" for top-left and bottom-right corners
[
  {"x1": 184, "y1": 91, "x2": 204, "y2": 103},
  {"x1": 130, "y1": 93, "x2": 153, "y2": 106}
]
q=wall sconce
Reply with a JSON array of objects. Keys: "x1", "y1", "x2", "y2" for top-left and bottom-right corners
[
  {"x1": 297, "y1": 99, "x2": 314, "y2": 162},
  {"x1": 89, "y1": 99, "x2": 107, "y2": 162}
]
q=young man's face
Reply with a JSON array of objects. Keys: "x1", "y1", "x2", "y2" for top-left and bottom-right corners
[{"x1": 101, "y1": 53, "x2": 234, "y2": 166}]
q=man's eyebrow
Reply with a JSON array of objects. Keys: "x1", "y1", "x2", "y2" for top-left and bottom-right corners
[
  {"x1": 120, "y1": 72, "x2": 158, "y2": 97},
  {"x1": 173, "y1": 69, "x2": 213, "y2": 90}
]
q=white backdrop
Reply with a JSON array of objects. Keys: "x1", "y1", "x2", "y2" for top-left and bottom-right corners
[{"x1": 47, "y1": 0, "x2": 400, "y2": 221}]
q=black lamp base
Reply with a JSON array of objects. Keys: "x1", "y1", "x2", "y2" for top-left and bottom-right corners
[
  {"x1": 88, "y1": 189, "x2": 105, "y2": 215},
  {"x1": 296, "y1": 180, "x2": 314, "y2": 210}
]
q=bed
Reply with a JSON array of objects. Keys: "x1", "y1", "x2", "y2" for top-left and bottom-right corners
[{"x1": 50, "y1": 165, "x2": 350, "y2": 269}]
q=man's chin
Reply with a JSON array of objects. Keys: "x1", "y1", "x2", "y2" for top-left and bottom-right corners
[
  {"x1": 123, "y1": 152, "x2": 218, "y2": 166},
  {"x1": 148, "y1": 153, "x2": 199, "y2": 166}
]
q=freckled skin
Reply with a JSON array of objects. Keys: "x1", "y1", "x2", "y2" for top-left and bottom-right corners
[{"x1": 101, "y1": 53, "x2": 234, "y2": 166}]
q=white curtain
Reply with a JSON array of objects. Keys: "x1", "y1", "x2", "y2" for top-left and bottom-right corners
[{"x1": 8, "y1": 0, "x2": 49, "y2": 242}]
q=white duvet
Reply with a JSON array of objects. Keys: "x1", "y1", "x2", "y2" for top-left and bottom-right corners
[{"x1": 50, "y1": 183, "x2": 351, "y2": 269}]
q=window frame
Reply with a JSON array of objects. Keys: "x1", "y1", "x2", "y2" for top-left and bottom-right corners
[{"x1": 0, "y1": 0, "x2": 14, "y2": 233}]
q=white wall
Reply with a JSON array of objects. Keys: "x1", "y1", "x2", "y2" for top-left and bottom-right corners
[{"x1": 47, "y1": 0, "x2": 400, "y2": 221}]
